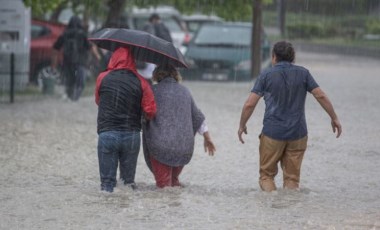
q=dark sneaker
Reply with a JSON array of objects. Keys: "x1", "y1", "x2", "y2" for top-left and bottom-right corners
[
  {"x1": 124, "y1": 182, "x2": 137, "y2": 190},
  {"x1": 101, "y1": 186, "x2": 113, "y2": 193}
]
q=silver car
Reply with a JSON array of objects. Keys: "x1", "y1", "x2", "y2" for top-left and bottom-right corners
[
  {"x1": 182, "y1": 14, "x2": 223, "y2": 43},
  {"x1": 128, "y1": 6, "x2": 189, "y2": 48}
]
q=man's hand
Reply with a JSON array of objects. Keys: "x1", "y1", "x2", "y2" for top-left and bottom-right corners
[
  {"x1": 238, "y1": 126, "x2": 247, "y2": 144},
  {"x1": 311, "y1": 87, "x2": 342, "y2": 139},
  {"x1": 238, "y1": 93, "x2": 260, "y2": 144},
  {"x1": 331, "y1": 119, "x2": 342, "y2": 138}
]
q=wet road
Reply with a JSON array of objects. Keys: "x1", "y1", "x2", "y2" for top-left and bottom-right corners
[{"x1": 0, "y1": 51, "x2": 379, "y2": 229}]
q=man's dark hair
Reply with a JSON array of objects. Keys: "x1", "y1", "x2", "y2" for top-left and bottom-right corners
[
  {"x1": 149, "y1": 13, "x2": 160, "y2": 22},
  {"x1": 272, "y1": 41, "x2": 295, "y2": 63}
]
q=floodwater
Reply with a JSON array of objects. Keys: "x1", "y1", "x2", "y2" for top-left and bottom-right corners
[{"x1": 0, "y1": 51, "x2": 379, "y2": 229}]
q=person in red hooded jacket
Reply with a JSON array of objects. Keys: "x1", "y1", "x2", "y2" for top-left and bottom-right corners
[{"x1": 95, "y1": 47, "x2": 156, "y2": 192}]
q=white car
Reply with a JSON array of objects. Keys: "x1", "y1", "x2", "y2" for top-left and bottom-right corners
[{"x1": 128, "y1": 6, "x2": 189, "y2": 49}]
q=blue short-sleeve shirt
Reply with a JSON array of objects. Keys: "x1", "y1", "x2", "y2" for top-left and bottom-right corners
[{"x1": 251, "y1": 61, "x2": 319, "y2": 141}]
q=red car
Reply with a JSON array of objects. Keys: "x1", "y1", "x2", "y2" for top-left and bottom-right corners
[{"x1": 30, "y1": 19, "x2": 65, "y2": 83}]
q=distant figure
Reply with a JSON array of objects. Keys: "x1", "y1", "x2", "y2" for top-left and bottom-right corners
[
  {"x1": 145, "y1": 13, "x2": 172, "y2": 42},
  {"x1": 52, "y1": 16, "x2": 99, "y2": 101},
  {"x1": 140, "y1": 13, "x2": 173, "y2": 79},
  {"x1": 238, "y1": 41, "x2": 342, "y2": 192},
  {"x1": 143, "y1": 65, "x2": 215, "y2": 188},
  {"x1": 95, "y1": 47, "x2": 156, "y2": 193}
]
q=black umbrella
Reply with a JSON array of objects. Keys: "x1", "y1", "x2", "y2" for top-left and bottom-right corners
[{"x1": 89, "y1": 28, "x2": 188, "y2": 68}]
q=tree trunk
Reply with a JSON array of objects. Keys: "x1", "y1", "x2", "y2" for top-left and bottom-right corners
[
  {"x1": 251, "y1": 0, "x2": 262, "y2": 79},
  {"x1": 277, "y1": 0, "x2": 286, "y2": 36},
  {"x1": 105, "y1": 0, "x2": 127, "y2": 27}
]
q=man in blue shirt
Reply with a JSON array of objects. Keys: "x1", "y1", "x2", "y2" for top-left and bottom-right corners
[{"x1": 238, "y1": 41, "x2": 342, "y2": 192}]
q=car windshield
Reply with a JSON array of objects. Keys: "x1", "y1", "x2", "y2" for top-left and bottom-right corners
[
  {"x1": 162, "y1": 17, "x2": 182, "y2": 32},
  {"x1": 187, "y1": 21, "x2": 202, "y2": 33},
  {"x1": 194, "y1": 25, "x2": 251, "y2": 46},
  {"x1": 133, "y1": 16, "x2": 182, "y2": 32}
]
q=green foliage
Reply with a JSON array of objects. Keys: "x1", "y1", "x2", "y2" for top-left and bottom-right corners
[
  {"x1": 24, "y1": 0, "x2": 68, "y2": 18},
  {"x1": 129, "y1": 0, "x2": 273, "y2": 21},
  {"x1": 286, "y1": 21, "x2": 368, "y2": 40},
  {"x1": 264, "y1": 9, "x2": 377, "y2": 40},
  {"x1": 366, "y1": 19, "x2": 380, "y2": 34},
  {"x1": 25, "y1": 0, "x2": 275, "y2": 22},
  {"x1": 286, "y1": 23, "x2": 325, "y2": 39},
  {"x1": 283, "y1": 0, "x2": 373, "y2": 16},
  {"x1": 24, "y1": 0, "x2": 107, "y2": 25}
]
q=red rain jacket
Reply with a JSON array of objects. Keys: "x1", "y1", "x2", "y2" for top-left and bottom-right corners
[{"x1": 95, "y1": 47, "x2": 156, "y2": 133}]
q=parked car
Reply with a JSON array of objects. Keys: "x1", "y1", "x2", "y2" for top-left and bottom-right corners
[
  {"x1": 180, "y1": 22, "x2": 271, "y2": 81},
  {"x1": 30, "y1": 19, "x2": 65, "y2": 83},
  {"x1": 128, "y1": 6, "x2": 190, "y2": 48},
  {"x1": 182, "y1": 14, "x2": 223, "y2": 43}
]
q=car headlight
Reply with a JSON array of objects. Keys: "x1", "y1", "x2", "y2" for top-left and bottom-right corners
[{"x1": 234, "y1": 60, "x2": 251, "y2": 71}]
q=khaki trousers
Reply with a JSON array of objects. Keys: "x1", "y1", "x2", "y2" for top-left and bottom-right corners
[{"x1": 259, "y1": 134, "x2": 307, "y2": 191}]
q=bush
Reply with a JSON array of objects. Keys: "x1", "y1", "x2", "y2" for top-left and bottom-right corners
[
  {"x1": 286, "y1": 23, "x2": 325, "y2": 39},
  {"x1": 366, "y1": 20, "x2": 380, "y2": 34}
]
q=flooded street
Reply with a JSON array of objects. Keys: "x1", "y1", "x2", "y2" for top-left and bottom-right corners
[{"x1": 0, "y1": 51, "x2": 379, "y2": 229}]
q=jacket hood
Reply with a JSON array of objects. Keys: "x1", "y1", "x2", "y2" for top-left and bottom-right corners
[
  {"x1": 107, "y1": 47, "x2": 138, "y2": 71},
  {"x1": 67, "y1": 16, "x2": 83, "y2": 30}
]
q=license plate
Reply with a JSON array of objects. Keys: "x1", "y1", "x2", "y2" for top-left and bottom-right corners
[{"x1": 202, "y1": 73, "x2": 228, "y2": 81}]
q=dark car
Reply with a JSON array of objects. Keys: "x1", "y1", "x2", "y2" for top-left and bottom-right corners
[
  {"x1": 30, "y1": 19, "x2": 65, "y2": 83},
  {"x1": 180, "y1": 22, "x2": 270, "y2": 81}
]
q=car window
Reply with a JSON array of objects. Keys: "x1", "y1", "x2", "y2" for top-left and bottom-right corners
[
  {"x1": 132, "y1": 16, "x2": 182, "y2": 33},
  {"x1": 162, "y1": 18, "x2": 182, "y2": 32},
  {"x1": 187, "y1": 21, "x2": 202, "y2": 33},
  {"x1": 132, "y1": 17, "x2": 149, "y2": 30},
  {"x1": 31, "y1": 24, "x2": 50, "y2": 39},
  {"x1": 194, "y1": 25, "x2": 251, "y2": 46}
]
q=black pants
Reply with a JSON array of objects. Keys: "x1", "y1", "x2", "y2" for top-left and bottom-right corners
[{"x1": 62, "y1": 64, "x2": 85, "y2": 101}]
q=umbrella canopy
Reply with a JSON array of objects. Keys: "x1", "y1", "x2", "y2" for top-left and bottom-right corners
[{"x1": 89, "y1": 28, "x2": 188, "y2": 68}]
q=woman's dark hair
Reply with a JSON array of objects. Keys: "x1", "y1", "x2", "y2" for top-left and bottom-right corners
[
  {"x1": 153, "y1": 64, "x2": 182, "y2": 82},
  {"x1": 272, "y1": 41, "x2": 295, "y2": 63}
]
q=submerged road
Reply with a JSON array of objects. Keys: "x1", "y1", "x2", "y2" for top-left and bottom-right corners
[{"x1": 0, "y1": 51, "x2": 379, "y2": 229}]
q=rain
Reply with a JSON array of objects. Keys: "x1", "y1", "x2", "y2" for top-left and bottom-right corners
[{"x1": 1, "y1": 0, "x2": 380, "y2": 229}]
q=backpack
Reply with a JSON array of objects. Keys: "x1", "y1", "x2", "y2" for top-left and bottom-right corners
[{"x1": 63, "y1": 31, "x2": 86, "y2": 64}]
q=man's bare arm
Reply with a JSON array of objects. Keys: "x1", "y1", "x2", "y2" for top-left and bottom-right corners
[
  {"x1": 238, "y1": 92, "x2": 261, "y2": 143},
  {"x1": 311, "y1": 87, "x2": 342, "y2": 138}
]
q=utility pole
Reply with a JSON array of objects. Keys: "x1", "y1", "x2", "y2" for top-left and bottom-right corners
[
  {"x1": 252, "y1": 0, "x2": 262, "y2": 79},
  {"x1": 105, "y1": 0, "x2": 127, "y2": 27}
]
